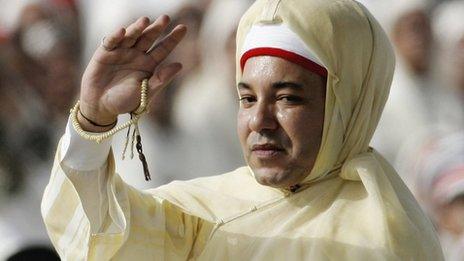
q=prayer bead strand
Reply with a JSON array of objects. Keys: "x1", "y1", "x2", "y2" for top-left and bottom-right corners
[
  {"x1": 70, "y1": 79, "x2": 149, "y2": 143},
  {"x1": 70, "y1": 101, "x2": 142, "y2": 143},
  {"x1": 70, "y1": 78, "x2": 152, "y2": 181}
]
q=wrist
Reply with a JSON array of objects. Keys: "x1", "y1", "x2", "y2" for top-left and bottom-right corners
[
  {"x1": 77, "y1": 112, "x2": 116, "y2": 133},
  {"x1": 78, "y1": 101, "x2": 117, "y2": 130}
]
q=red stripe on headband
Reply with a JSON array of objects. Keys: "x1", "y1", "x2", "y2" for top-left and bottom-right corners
[{"x1": 240, "y1": 47, "x2": 328, "y2": 78}]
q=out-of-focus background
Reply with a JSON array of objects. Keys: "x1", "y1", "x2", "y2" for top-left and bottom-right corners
[{"x1": 0, "y1": 0, "x2": 462, "y2": 260}]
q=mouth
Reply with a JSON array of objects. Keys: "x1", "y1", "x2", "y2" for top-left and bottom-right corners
[{"x1": 251, "y1": 143, "x2": 285, "y2": 159}]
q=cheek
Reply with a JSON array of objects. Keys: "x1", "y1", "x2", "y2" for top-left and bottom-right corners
[
  {"x1": 277, "y1": 108, "x2": 324, "y2": 154},
  {"x1": 237, "y1": 109, "x2": 250, "y2": 146}
]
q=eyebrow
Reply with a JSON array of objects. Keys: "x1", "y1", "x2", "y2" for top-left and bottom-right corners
[
  {"x1": 237, "y1": 81, "x2": 304, "y2": 90},
  {"x1": 237, "y1": 82, "x2": 250, "y2": 90},
  {"x1": 272, "y1": 81, "x2": 303, "y2": 90}
]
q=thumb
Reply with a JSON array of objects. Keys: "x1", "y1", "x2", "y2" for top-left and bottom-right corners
[{"x1": 148, "y1": 62, "x2": 182, "y2": 95}]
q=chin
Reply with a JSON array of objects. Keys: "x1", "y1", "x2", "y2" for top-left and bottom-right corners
[{"x1": 253, "y1": 167, "x2": 296, "y2": 188}]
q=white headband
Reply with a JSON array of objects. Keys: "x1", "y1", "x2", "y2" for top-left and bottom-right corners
[{"x1": 240, "y1": 23, "x2": 327, "y2": 77}]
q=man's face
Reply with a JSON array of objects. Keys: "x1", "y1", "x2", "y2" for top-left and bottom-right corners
[
  {"x1": 392, "y1": 10, "x2": 432, "y2": 76},
  {"x1": 237, "y1": 56, "x2": 325, "y2": 188}
]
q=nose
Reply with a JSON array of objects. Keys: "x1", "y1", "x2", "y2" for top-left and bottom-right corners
[{"x1": 249, "y1": 100, "x2": 278, "y2": 132}]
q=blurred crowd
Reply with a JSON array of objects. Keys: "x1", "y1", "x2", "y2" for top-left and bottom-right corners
[
  {"x1": 0, "y1": 0, "x2": 462, "y2": 260},
  {"x1": 362, "y1": 0, "x2": 464, "y2": 260}
]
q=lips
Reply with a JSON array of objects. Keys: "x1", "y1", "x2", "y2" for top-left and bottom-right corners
[{"x1": 251, "y1": 143, "x2": 285, "y2": 158}]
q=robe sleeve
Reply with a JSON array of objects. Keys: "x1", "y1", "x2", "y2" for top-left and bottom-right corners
[{"x1": 41, "y1": 119, "x2": 211, "y2": 260}]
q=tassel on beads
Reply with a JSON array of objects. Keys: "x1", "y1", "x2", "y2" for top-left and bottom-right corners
[
  {"x1": 120, "y1": 114, "x2": 151, "y2": 181},
  {"x1": 121, "y1": 119, "x2": 132, "y2": 160},
  {"x1": 136, "y1": 134, "x2": 151, "y2": 181}
]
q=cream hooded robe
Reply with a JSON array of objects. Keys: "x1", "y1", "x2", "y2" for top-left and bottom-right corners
[{"x1": 41, "y1": 0, "x2": 444, "y2": 260}]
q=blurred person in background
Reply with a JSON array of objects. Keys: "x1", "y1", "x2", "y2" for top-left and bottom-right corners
[
  {"x1": 370, "y1": 0, "x2": 439, "y2": 164},
  {"x1": 0, "y1": 44, "x2": 28, "y2": 259},
  {"x1": 394, "y1": 4, "x2": 464, "y2": 259},
  {"x1": 170, "y1": 0, "x2": 252, "y2": 181},
  {"x1": 7, "y1": 0, "x2": 81, "y2": 163},
  {"x1": 0, "y1": 0, "x2": 79, "y2": 259},
  {"x1": 433, "y1": 0, "x2": 464, "y2": 112},
  {"x1": 366, "y1": 0, "x2": 464, "y2": 193},
  {"x1": 0, "y1": 36, "x2": 29, "y2": 197},
  {"x1": 408, "y1": 132, "x2": 464, "y2": 260},
  {"x1": 395, "y1": 0, "x2": 464, "y2": 191}
]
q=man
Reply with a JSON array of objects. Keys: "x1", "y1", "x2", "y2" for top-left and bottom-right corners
[
  {"x1": 410, "y1": 131, "x2": 464, "y2": 261},
  {"x1": 369, "y1": 0, "x2": 438, "y2": 164},
  {"x1": 433, "y1": 0, "x2": 464, "y2": 115},
  {"x1": 41, "y1": 0, "x2": 443, "y2": 260}
]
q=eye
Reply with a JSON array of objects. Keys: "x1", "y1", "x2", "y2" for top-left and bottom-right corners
[
  {"x1": 239, "y1": 96, "x2": 257, "y2": 106},
  {"x1": 277, "y1": 95, "x2": 304, "y2": 103}
]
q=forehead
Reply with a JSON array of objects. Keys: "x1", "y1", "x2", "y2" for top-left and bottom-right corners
[
  {"x1": 240, "y1": 56, "x2": 324, "y2": 89},
  {"x1": 242, "y1": 56, "x2": 305, "y2": 80}
]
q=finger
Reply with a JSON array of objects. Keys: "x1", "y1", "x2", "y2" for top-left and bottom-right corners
[
  {"x1": 134, "y1": 15, "x2": 171, "y2": 52},
  {"x1": 148, "y1": 62, "x2": 182, "y2": 93},
  {"x1": 148, "y1": 25, "x2": 187, "y2": 66},
  {"x1": 101, "y1": 28, "x2": 125, "y2": 51},
  {"x1": 120, "y1": 17, "x2": 150, "y2": 48}
]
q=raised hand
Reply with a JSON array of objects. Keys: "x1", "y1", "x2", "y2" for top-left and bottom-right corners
[{"x1": 78, "y1": 15, "x2": 187, "y2": 132}]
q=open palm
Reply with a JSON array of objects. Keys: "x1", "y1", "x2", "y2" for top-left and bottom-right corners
[{"x1": 79, "y1": 16, "x2": 186, "y2": 125}]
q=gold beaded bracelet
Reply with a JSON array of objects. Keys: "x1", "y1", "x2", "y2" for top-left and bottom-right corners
[
  {"x1": 70, "y1": 78, "x2": 151, "y2": 180},
  {"x1": 70, "y1": 101, "x2": 142, "y2": 143}
]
